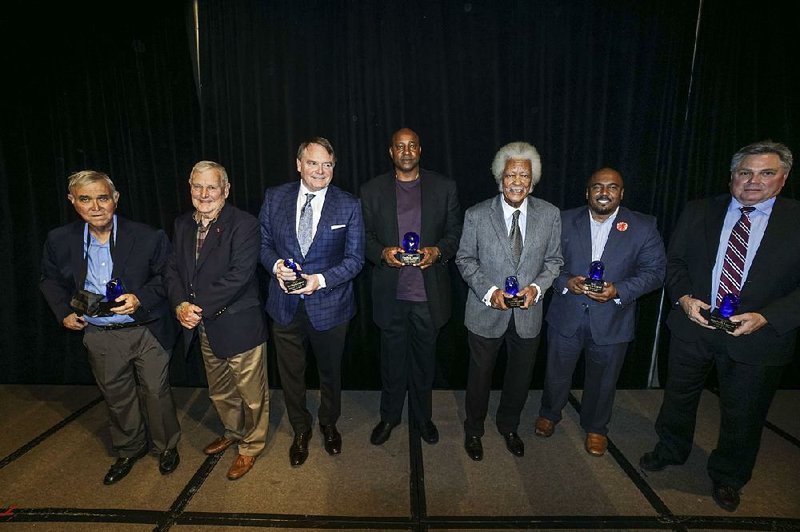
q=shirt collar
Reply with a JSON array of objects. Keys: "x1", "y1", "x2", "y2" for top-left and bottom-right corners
[
  {"x1": 500, "y1": 195, "x2": 528, "y2": 219},
  {"x1": 729, "y1": 196, "x2": 775, "y2": 217},
  {"x1": 588, "y1": 206, "x2": 620, "y2": 226},
  {"x1": 299, "y1": 181, "x2": 329, "y2": 201}
]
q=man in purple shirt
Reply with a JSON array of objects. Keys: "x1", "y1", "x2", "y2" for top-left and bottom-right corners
[{"x1": 360, "y1": 128, "x2": 462, "y2": 445}]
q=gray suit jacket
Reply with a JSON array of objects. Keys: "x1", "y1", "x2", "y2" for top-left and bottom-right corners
[{"x1": 456, "y1": 194, "x2": 563, "y2": 338}]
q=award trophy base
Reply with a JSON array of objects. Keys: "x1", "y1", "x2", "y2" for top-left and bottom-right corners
[
  {"x1": 285, "y1": 277, "x2": 307, "y2": 292},
  {"x1": 396, "y1": 252, "x2": 423, "y2": 266},
  {"x1": 583, "y1": 279, "x2": 604, "y2": 293},
  {"x1": 707, "y1": 313, "x2": 740, "y2": 332},
  {"x1": 95, "y1": 300, "x2": 120, "y2": 317},
  {"x1": 505, "y1": 295, "x2": 525, "y2": 308}
]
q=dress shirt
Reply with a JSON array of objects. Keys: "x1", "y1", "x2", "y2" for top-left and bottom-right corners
[
  {"x1": 709, "y1": 196, "x2": 774, "y2": 309},
  {"x1": 82, "y1": 215, "x2": 133, "y2": 326},
  {"x1": 589, "y1": 207, "x2": 619, "y2": 261},
  {"x1": 274, "y1": 182, "x2": 330, "y2": 287}
]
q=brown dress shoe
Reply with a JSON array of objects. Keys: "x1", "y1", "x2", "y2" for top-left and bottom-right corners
[
  {"x1": 534, "y1": 416, "x2": 555, "y2": 438},
  {"x1": 227, "y1": 454, "x2": 256, "y2": 480},
  {"x1": 585, "y1": 433, "x2": 608, "y2": 456},
  {"x1": 204, "y1": 436, "x2": 238, "y2": 455}
]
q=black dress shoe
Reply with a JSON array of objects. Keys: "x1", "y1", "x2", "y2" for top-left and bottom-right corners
[
  {"x1": 321, "y1": 424, "x2": 342, "y2": 455},
  {"x1": 419, "y1": 420, "x2": 439, "y2": 444},
  {"x1": 103, "y1": 447, "x2": 148, "y2": 485},
  {"x1": 289, "y1": 429, "x2": 312, "y2": 467},
  {"x1": 639, "y1": 451, "x2": 678, "y2": 472},
  {"x1": 370, "y1": 420, "x2": 398, "y2": 445},
  {"x1": 158, "y1": 448, "x2": 180, "y2": 475},
  {"x1": 712, "y1": 482, "x2": 740, "y2": 512},
  {"x1": 464, "y1": 436, "x2": 483, "y2": 461},
  {"x1": 501, "y1": 431, "x2": 524, "y2": 457}
]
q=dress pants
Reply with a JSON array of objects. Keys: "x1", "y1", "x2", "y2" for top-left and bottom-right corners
[
  {"x1": 539, "y1": 316, "x2": 628, "y2": 435},
  {"x1": 84, "y1": 325, "x2": 181, "y2": 457},
  {"x1": 464, "y1": 317, "x2": 539, "y2": 437},
  {"x1": 272, "y1": 300, "x2": 348, "y2": 433},
  {"x1": 379, "y1": 300, "x2": 438, "y2": 427},
  {"x1": 199, "y1": 328, "x2": 269, "y2": 457},
  {"x1": 653, "y1": 334, "x2": 784, "y2": 489}
]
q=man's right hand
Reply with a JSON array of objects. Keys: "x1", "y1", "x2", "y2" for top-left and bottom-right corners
[
  {"x1": 63, "y1": 313, "x2": 87, "y2": 331},
  {"x1": 176, "y1": 302, "x2": 203, "y2": 330},
  {"x1": 381, "y1": 246, "x2": 405, "y2": 268},
  {"x1": 678, "y1": 295, "x2": 714, "y2": 329}
]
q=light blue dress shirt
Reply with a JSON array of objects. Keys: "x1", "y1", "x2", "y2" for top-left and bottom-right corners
[{"x1": 82, "y1": 215, "x2": 133, "y2": 326}]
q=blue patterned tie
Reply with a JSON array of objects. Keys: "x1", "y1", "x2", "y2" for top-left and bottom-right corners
[{"x1": 298, "y1": 193, "x2": 315, "y2": 257}]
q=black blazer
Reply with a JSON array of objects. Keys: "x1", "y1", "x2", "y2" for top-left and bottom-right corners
[
  {"x1": 666, "y1": 194, "x2": 800, "y2": 366},
  {"x1": 360, "y1": 169, "x2": 462, "y2": 329},
  {"x1": 39, "y1": 216, "x2": 178, "y2": 350},
  {"x1": 165, "y1": 203, "x2": 266, "y2": 358}
]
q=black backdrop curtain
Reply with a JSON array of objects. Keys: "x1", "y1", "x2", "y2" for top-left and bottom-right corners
[{"x1": 1, "y1": 0, "x2": 797, "y2": 388}]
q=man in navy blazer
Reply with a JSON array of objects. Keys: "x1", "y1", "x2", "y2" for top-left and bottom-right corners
[
  {"x1": 534, "y1": 168, "x2": 665, "y2": 456},
  {"x1": 259, "y1": 137, "x2": 364, "y2": 467},
  {"x1": 641, "y1": 140, "x2": 799, "y2": 512},
  {"x1": 40, "y1": 170, "x2": 181, "y2": 484},
  {"x1": 166, "y1": 161, "x2": 268, "y2": 481}
]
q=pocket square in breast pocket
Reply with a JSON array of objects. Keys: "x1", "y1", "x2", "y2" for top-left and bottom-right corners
[{"x1": 331, "y1": 224, "x2": 346, "y2": 230}]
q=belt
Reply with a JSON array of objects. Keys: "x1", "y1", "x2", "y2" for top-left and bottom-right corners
[{"x1": 91, "y1": 319, "x2": 155, "y2": 331}]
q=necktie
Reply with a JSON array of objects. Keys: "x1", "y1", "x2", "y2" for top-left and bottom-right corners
[
  {"x1": 510, "y1": 209, "x2": 522, "y2": 265},
  {"x1": 716, "y1": 206, "x2": 755, "y2": 307},
  {"x1": 298, "y1": 193, "x2": 315, "y2": 257}
]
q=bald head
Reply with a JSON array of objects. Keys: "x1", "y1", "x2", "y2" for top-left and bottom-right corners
[{"x1": 389, "y1": 128, "x2": 422, "y2": 180}]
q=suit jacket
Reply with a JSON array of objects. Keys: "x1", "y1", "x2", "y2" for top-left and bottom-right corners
[
  {"x1": 165, "y1": 203, "x2": 267, "y2": 359},
  {"x1": 545, "y1": 205, "x2": 666, "y2": 345},
  {"x1": 259, "y1": 181, "x2": 365, "y2": 331},
  {"x1": 40, "y1": 216, "x2": 178, "y2": 350},
  {"x1": 360, "y1": 169, "x2": 462, "y2": 329},
  {"x1": 456, "y1": 194, "x2": 563, "y2": 339},
  {"x1": 666, "y1": 194, "x2": 800, "y2": 366}
]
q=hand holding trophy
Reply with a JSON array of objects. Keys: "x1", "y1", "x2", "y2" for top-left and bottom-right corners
[
  {"x1": 504, "y1": 276, "x2": 526, "y2": 308},
  {"x1": 396, "y1": 231, "x2": 424, "y2": 265},
  {"x1": 283, "y1": 258, "x2": 307, "y2": 292},
  {"x1": 583, "y1": 260, "x2": 605, "y2": 293}
]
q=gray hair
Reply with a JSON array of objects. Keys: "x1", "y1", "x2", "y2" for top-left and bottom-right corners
[
  {"x1": 190, "y1": 160, "x2": 229, "y2": 186},
  {"x1": 67, "y1": 170, "x2": 117, "y2": 195},
  {"x1": 491, "y1": 142, "x2": 542, "y2": 191},
  {"x1": 730, "y1": 140, "x2": 793, "y2": 173}
]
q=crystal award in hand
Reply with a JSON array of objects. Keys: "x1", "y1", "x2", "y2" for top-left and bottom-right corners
[
  {"x1": 396, "y1": 231, "x2": 423, "y2": 265},
  {"x1": 583, "y1": 261, "x2": 605, "y2": 293},
  {"x1": 504, "y1": 276, "x2": 525, "y2": 308},
  {"x1": 283, "y1": 259, "x2": 307, "y2": 292}
]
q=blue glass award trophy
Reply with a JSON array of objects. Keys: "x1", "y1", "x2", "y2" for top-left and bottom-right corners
[
  {"x1": 283, "y1": 259, "x2": 307, "y2": 292},
  {"x1": 504, "y1": 275, "x2": 525, "y2": 308},
  {"x1": 707, "y1": 293, "x2": 741, "y2": 332},
  {"x1": 95, "y1": 278, "x2": 127, "y2": 315},
  {"x1": 583, "y1": 261, "x2": 605, "y2": 293},
  {"x1": 396, "y1": 231, "x2": 423, "y2": 265}
]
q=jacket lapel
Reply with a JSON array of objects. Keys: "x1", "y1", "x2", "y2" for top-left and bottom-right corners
[
  {"x1": 382, "y1": 175, "x2": 400, "y2": 244},
  {"x1": 70, "y1": 222, "x2": 87, "y2": 288},
  {"x1": 491, "y1": 196, "x2": 514, "y2": 265},
  {"x1": 196, "y1": 205, "x2": 231, "y2": 271},
  {"x1": 706, "y1": 196, "x2": 729, "y2": 271},
  {"x1": 599, "y1": 207, "x2": 627, "y2": 263}
]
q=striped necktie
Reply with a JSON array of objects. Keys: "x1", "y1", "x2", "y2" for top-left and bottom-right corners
[{"x1": 716, "y1": 206, "x2": 755, "y2": 307}]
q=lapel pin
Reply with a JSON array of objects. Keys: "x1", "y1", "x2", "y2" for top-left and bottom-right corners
[{"x1": 616, "y1": 221, "x2": 628, "y2": 232}]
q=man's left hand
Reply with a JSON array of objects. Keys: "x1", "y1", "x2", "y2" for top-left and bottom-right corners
[
  {"x1": 728, "y1": 312, "x2": 767, "y2": 336},
  {"x1": 518, "y1": 285, "x2": 539, "y2": 309},
  {"x1": 110, "y1": 293, "x2": 140, "y2": 315},
  {"x1": 416, "y1": 246, "x2": 441, "y2": 270},
  {"x1": 584, "y1": 281, "x2": 618, "y2": 303},
  {"x1": 291, "y1": 273, "x2": 321, "y2": 295}
]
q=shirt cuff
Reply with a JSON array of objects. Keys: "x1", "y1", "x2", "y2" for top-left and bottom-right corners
[
  {"x1": 317, "y1": 274, "x2": 327, "y2": 289},
  {"x1": 272, "y1": 259, "x2": 282, "y2": 276},
  {"x1": 530, "y1": 283, "x2": 543, "y2": 303},
  {"x1": 482, "y1": 286, "x2": 498, "y2": 306}
]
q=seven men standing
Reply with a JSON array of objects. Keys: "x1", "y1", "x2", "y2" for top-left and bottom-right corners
[
  {"x1": 259, "y1": 138, "x2": 365, "y2": 467},
  {"x1": 360, "y1": 128, "x2": 462, "y2": 446},
  {"x1": 166, "y1": 161, "x2": 269, "y2": 481},
  {"x1": 535, "y1": 168, "x2": 666, "y2": 456}
]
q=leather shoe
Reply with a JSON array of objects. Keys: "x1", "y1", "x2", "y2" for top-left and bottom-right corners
[
  {"x1": 639, "y1": 451, "x2": 678, "y2": 472},
  {"x1": 289, "y1": 429, "x2": 312, "y2": 467},
  {"x1": 370, "y1": 420, "x2": 398, "y2": 445},
  {"x1": 203, "y1": 436, "x2": 238, "y2": 455},
  {"x1": 321, "y1": 424, "x2": 342, "y2": 455},
  {"x1": 103, "y1": 446, "x2": 148, "y2": 485},
  {"x1": 585, "y1": 433, "x2": 608, "y2": 457},
  {"x1": 227, "y1": 454, "x2": 256, "y2": 480},
  {"x1": 464, "y1": 436, "x2": 483, "y2": 461},
  {"x1": 419, "y1": 420, "x2": 439, "y2": 444},
  {"x1": 534, "y1": 416, "x2": 555, "y2": 438},
  {"x1": 158, "y1": 448, "x2": 180, "y2": 475},
  {"x1": 502, "y1": 431, "x2": 524, "y2": 457},
  {"x1": 712, "y1": 482, "x2": 740, "y2": 512}
]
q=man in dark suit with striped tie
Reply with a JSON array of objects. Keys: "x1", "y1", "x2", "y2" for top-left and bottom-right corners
[
  {"x1": 641, "y1": 140, "x2": 800, "y2": 512},
  {"x1": 259, "y1": 137, "x2": 365, "y2": 467}
]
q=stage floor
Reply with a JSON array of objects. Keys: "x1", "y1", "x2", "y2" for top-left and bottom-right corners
[{"x1": 1, "y1": 386, "x2": 798, "y2": 531}]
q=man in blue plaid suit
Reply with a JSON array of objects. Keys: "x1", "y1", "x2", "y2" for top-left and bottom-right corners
[{"x1": 259, "y1": 137, "x2": 365, "y2": 467}]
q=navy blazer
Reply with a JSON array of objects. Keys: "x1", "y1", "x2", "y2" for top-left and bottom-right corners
[
  {"x1": 259, "y1": 181, "x2": 365, "y2": 331},
  {"x1": 545, "y1": 206, "x2": 666, "y2": 345},
  {"x1": 39, "y1": 216, "x2": 178, "y2": 351},
  {"x1": 666, "y1": 195, "x2": 800, "y2": 366},
  {"x1": 165, "y1": 203, "x2": 267, "y2": 358},
  {"x1": 360, "y1": 169, "x2": 462, "y2": 329}
]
